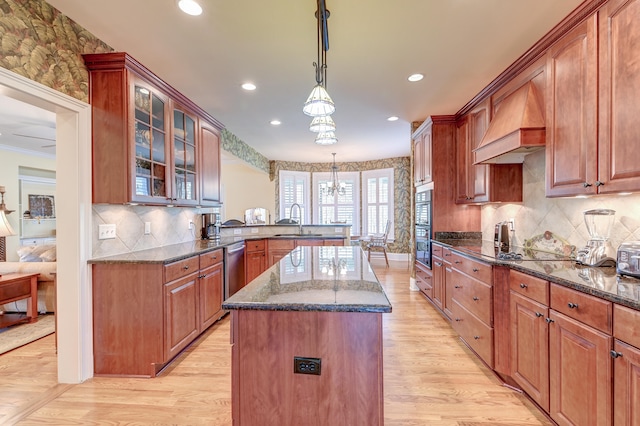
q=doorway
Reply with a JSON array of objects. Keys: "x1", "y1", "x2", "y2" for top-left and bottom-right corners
[{"x1": 0, "y1": 67, "x2": 93, "y2": 383}]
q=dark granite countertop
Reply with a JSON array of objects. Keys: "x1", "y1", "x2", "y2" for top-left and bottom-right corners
[
  {"x1": 222, "y1": 246, "x2": 392, "y2": 313},
  {"x1": 432, "y1": 238, "x2": 640, "y2": 311},
  {"x1": 89, "y1": 235, "x2": 346, "y2": 264}
]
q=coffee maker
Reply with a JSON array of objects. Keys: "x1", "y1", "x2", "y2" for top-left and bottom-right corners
[{"x1": 201, "y1": 213, "x2": 220, "y2": 240}]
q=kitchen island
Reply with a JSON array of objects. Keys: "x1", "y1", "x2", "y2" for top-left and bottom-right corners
[{"x1": 222, "y1": 245, "x2": 392, "y2": 426}]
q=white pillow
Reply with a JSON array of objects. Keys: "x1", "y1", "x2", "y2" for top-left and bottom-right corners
[{"x1": 17, "y1": 244, "x2": 56, "y2": 262}]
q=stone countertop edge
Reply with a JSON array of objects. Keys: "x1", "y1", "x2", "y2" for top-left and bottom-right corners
[
  {"x1": 432, "y1": 238, "x2": 640, "y2": 311},
  {"x1": 221, "y1": 302, "x2": 391, "y2": 313},
  {"x1": 89, "y1": 234, "x2": 346, "y2": 264}
]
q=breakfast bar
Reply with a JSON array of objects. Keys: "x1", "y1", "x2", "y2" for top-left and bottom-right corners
[{"x1": 222, "y1": 245, "x2": 392, "y2": 426}]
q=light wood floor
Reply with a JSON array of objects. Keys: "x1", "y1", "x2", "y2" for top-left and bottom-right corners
[{"x1": 0, "y1": 260, "x2": 553, "y2": 425}]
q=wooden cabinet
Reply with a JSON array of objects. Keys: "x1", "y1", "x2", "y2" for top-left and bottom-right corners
[
  {"x1": 431, "y1": 244, "x2": 444, "y2": 311},
  {"x1": 613, "y1": 304, "x2": 640, "y2": 426},
  {"x1": 509, "y1": 270, "x2": 550, "y2": 411},
  {"x1": 84, "y1": 52, "x2": 223, "y2": 206},
  {"x1": 442, "y1": 247, "x2": 454, "y2": 319},
  {"x1": 450, "y1": 252, "x2": 493, "y2": 367},
  {"x1": 413, "y1": 124, "x2": 432, "y2": 186},
  {"x1": 267, "y1": 239, "x2": 295, "y2": 267},
  {"x1": 245, "y1": 239, "x2": 266, "y2": 284},
  {"x1": 415, "y1": 262, "x2": 433, "y2": 299},
  {"x1": 547, "y1": 1, "x2": 640, "y2": 196},
  {"x1": 455, "y1": 101, "x2": 522, "y2": 204},
  {"x1": 92, "y1": 249, "x2": 226, "y2": 377}
]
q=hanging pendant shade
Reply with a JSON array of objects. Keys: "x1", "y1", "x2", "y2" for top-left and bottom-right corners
[
  {"x1": 303, "y1": 84, "x2": 335, "y2": 117},
  {"x1": 309, "y1": 115, "x2": 336, "y2": 133},
  {"x1": 314, "y1": 131, "x2": 338, "y2": 145}
]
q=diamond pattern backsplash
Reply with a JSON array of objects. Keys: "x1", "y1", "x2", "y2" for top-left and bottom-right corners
[{"x1": 482, "y1": 150, "x2": 640, "y2": 251}]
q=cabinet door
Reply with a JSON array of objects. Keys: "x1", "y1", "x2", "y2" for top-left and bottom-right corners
[
  {"x1": 413, "y1": 135, "x2": 424, "y2": 186},
  {"x1": 199, "y1": 122, "x2": 221, "y2": 204},
  {"x1": 510, "y1": 291, "x2": 550, "y2": 411},
  {"x1": 245, "y1": 251, "x2": 266, "y2": 284},
  {"x1": 455, "y1": 117, "x2": 472, "y2": 203},
  {"x1": 549, "y1": 310, "x2": 612, "y2": 426},
  {"x1": 546, "y1": 16, "x2": 598, "y2": 197},
  {"x1": 468, "y1": 102, "x2": 490, "y2": 202},
  {"x1": 421, "y1": 127, "x2": 433, "y2": 184},
  {"x1": 164, "y1": 273, "x2": 200, "y2": 360},
  {"x1": 199, "y1": 262, "x2": 223, "y2": 331},
  {"x1": 443, "y1": 264, "x2": 453, "y2": 319},
  {"x1": 613, "y1": 339, "x2": 640, "y2": 426},
  {"x1": 132, "y1": 79, "x2": 172, "y2": 204},
  {"x1": 268, "y1": 250, "x2": 290, "y2": 267},
  {"x1": 432, "y1": 257, "x2": 444, "y2": 310},
  {"x1": 598, "y1": 0, "x2": 640, "y2": 194},
  {"x1": 171, "y1": 106, "x2": 199, "y2": 205}
]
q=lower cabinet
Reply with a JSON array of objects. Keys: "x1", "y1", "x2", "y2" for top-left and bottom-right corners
[
  {"x1": 245, "y1": 239, "x2": 266, "y2": 284},
  {"x1": 267, "y1": 239, "x2": 295, "y2": 267},
  {"x1": 415, "y1": 262, "x2": 433, "y2": 299},
  {"x1": 612, "y1": 304, "x2": 640, "y2": 426},
  {"x1": 92, "y1": 248, "x2": 225, "y2": 377}
]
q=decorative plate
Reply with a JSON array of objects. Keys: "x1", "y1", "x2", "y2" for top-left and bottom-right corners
[{"x1": 523, "y1": 231, "x2": 576, "y2": 258}]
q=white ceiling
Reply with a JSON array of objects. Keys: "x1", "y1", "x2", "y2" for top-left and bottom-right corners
[{"x1": 4, "y1": 0, "x2": 584, "y2": 162}]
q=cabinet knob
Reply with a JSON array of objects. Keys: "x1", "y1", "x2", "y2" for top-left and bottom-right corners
[
  {"x1": 583, "y1": 182, "x2": 592, "y2": 187},
  {"x1": 444, "y1": 253, "x2": 451, "y2": 257},
  {"x1": 472, "y1": 296, "x2": 479, "y2": 301},
  {"x1": 595, "y1": 180, "x2": 604, "y2": 187},
  {"x1": 535, "y1": 312, "x2": 544, "y2": 318},
  {"x1": 473, "y1": 336, "x2": 480, "y2": 340},
  {"x1": 455, "y1": 318, "x2": 461, "y2": 322},
  {"x1": 454, "y1": 260, "x2": 461, "y2": 264},
  {"x1": 436, "y1": 262, "x2": 443, "y2": 267},
  {"x1": 567, "y1": 302, "x2": 579, "y2": 309},
  {"x1": 520, "y1": 283, "x2": 528, "y2": 289},
  {"x1": 454, "y1": 285, "x2": 461, "y2": 289},
  {"x1": 610, "y1": 350, "x2": 623, "y2": 359},
  {"x1": 183, "y1": 265, "x2": 190, "y2": 270},
  {"x1": 472, "y1": 268, "x2": 479, "y2": 273},
  {"x1": 545, "y1": 317, "x2": 554, "y2": 324}
]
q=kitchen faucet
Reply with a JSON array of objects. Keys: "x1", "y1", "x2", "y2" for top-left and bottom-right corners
[{"x1": 289, "y1": 203, "x2": 303, "y2": 235}]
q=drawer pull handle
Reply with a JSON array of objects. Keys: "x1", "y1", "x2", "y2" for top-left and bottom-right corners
[
  {"x1": 454, "y1": 260, "x2": 462, "y2": 264},
  {"x1": 472, "y1": 268, "x2": 479, "y2": 272},
  {"x1": 568, "y1": 302, "x2": 579, "y2": 309},
  {"x1": 610, "y1": 350, "x2": 623, "y2": 359},
  {"x1": 183, "y1": 265, "x2": 190, "y2": 270},
  {"x1": 545, "y1": 317, "x2": 554, "y2": 324},
  {"x1": 473, "y1": 336, "x2": 480, "y2": 340},
  {"x1": 454, "y1": 285, "x2": 461, "y2": 289},
  {"x1": 472, "y1": 296, "x2": 479, "y2": 301},
  {"x1": 535, "y1": 312, "x2": 543, "y2": 318},
  {"x1": 520, "y1": 283, "x2": 528, "y2": 289},
  {"x1": 583, "y1": 182, "x2": 592, "y2": 187},
  {"x1": 436, "y1": 262, "x2": 443, "y2": 267},
  {"x1": 455, "y1": 318, "x2": 462, "y2": 322},
  {"x1": 445, "y1": 253, "x2": 451, "y2": 257}
]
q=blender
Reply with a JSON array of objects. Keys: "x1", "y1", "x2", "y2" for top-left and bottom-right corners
[{"x1": 576, "y1": 209, "x2": 616, "y2": 267}]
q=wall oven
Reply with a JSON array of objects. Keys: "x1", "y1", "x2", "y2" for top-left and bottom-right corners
[{"x1": 415, "y1": 188, "x2": 432, "y2": 268}]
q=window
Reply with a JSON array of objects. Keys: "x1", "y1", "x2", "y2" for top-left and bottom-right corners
[
  {"x1": 362, "y1": 168, "x2": 394, "y2": 240},
  {"x1": 312, "y1": 171, "x2": 360, "y2": 231},
  {"x1": 279, "y1": 171, "x2": 310, "y2": 223}
]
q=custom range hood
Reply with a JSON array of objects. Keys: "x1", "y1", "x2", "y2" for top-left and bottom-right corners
[{"x1": 474, "y1": 81, "x2": 545, "y2": 164}]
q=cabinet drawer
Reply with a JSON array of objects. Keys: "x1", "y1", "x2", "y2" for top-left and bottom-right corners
[
  {"x1": 614, "y1": 304, "x2": 640, "y2": 348},
  {"x1": 415, "y1": 264, "x2": 433, "y2": 298},
  {"x1": 199, "y1": 249, "x2": 223, "y2": 269},
  {"x1": 0, "y1": 280, "x2": 30, "y2": 302},
  {"x1": 451, "y1": 269, "x2": 492, "y2": 326},
  {"x1": 323, "y1": 239, "x2": 345, "y2": 246},
  {"x1": 450, "y1": 252, "x2": 492, "y2": 284},
  {"x1": 510, "y1": 269, "x2": 549, "y2": 305},
  {"x1": 432, "y1": 243, "x2": 443, "y2": 258},
  {"x1": 164, "y1": 256, "x2": 200, "y2": 283},
  {"x1": 245, "y1": 239, "x2": 265, "y2": 252},
  {"x1": 550, "y1": 283, "x2": 612, "y2": 333},
  {"x1": 268, "y1": 239, "x2": 295, "y2": 250},
  {"x1": 442, "y1": 247, "x2": 452, "y2": 264},
  {"x1": 451, "y1": 299, "x2": 494, "y2": 368}
]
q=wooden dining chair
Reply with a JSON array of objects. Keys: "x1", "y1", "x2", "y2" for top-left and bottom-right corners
[{"x1": 364, "y1": 220, "x2": 391, "y2": 267}]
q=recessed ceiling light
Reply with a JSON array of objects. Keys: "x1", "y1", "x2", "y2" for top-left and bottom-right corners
[
  {"x1": 408, "y1": 73, "x2": 424, "y2": 82},
  {"x1": 178, "y1": 0, "x2": 202, "y2": 16},
  {"x1": 270, "y1": 120, "x2": 281, "y2": 126},
  {"x1": 241, "y1": 83, "x2": 256, "y2": 91},
  {"x1": 387, "y1": 116, "x2": 399, "y2": 121}
]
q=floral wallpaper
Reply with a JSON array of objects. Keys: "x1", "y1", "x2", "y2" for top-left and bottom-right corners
[
  {"x1": 271, "y1": 157, "x2": 412, "y2": 254},
  {"x1": 221, "y1": 129, "x2": 270, "y2": 174},
  {"x1": 0, "y1": 0, "x2": 112, "y2": 101}
]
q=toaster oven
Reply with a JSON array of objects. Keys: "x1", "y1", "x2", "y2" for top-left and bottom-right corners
[{"x1": 617, "y1": 242, "x2": 640, "y2": 278}]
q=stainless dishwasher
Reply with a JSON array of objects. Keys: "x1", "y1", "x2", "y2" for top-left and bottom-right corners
[{"x1": 224, "y1": 242, "x2": 245, "y2": 300}]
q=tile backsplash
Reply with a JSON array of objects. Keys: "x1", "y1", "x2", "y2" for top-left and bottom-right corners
[
  {"x1": 92, "y1": 205, "x2": 199, "y2": 258},
  {"x1": 482, "y1": 150, "x2": 640, "y2": 252}
]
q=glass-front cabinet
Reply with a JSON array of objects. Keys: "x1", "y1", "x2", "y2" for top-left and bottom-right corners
[{"x1": 84, "y1": 52, "x2": 222, "y2": 207}]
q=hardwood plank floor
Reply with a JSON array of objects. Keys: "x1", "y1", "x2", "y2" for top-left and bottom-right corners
[{"x1": 0, "y1": 259, "x2": 552, "y2": 425}]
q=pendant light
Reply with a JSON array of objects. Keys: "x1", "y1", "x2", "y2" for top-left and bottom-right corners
[
  {"x1": 309, "y1": 115, "x2": 336, "y2": 133},
  {"x1": 315, "y1": 131, "x2": 338, "y2": 145},
  {"x1": 303, "y1": 1, "x2": 335, "y2": 118}
]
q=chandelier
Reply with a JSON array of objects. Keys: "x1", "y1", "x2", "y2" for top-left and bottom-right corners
[
  {"x1": 321, "y1": 153, "x2": 346, "y2": 197},
  {"x1": 304, "y1": 0, "x2": 337, "y2": 144}
]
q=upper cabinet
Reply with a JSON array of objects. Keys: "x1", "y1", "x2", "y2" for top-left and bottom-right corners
[
  {"x1": 547, "y1": 0, "x2": 640, "y2": 196},
  {"x1": 413, "y1": 123, "x2": 432, "y2": 186},
  {"x1": 84, "y1": 52, "x2": 224, "y2": 206},
  {"x1": 456, "y1": 100, "x2": 523, "y2": 204}
]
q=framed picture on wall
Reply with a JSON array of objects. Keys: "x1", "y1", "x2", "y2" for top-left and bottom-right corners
[{"x1": 28, "y1": 194, "x2": 55, "y2": 218}]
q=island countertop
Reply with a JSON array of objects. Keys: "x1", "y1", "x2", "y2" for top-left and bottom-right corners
[{"x1": 222, "y1": 245, "x2": 392, "y2": 313}]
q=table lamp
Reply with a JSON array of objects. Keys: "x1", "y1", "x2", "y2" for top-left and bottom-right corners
[{"x1": 0, "y1": 209, "x2": 16, "y2": 267}]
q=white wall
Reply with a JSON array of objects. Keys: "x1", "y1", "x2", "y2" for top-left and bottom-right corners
[
  {"x1": 482, "y1": 150, "x2": 640, "y2": 251},
  {"x1": 0, "y1": 149, "x2": 55, "y2": 261},
  {"x1": 221, "y1": 155, "x2": 275, "y2": 223}
]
